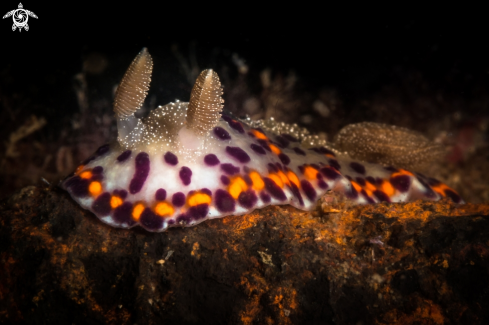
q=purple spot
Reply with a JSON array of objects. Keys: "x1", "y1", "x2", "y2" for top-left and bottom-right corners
[
  {"x1": 176, "y1": 214, "x2": 191, "y2": 225},
  {"x1": 350, "y1": 162, "x2": 365, "y2": 175},
  {"x1": 220, "y1": 175, "x2": 230, "y2": 185},
  {"x1": 250, "y1": 144, "x2": 266, "y2": 155},
  {"x1": 65, "y1": 176, "x2": 89, "y2": 197},
  {"x1": 113, "y1": 189, "x2": 128, "y2": 199},
  {"x1": 384, "y1": 166, "x2": 398, "y2": 173},
  {"x1": 117, "y1": 150, "x2": 132, "y2": 163},
  {"x1": 300, "y1": 180, "x2": 317, "y2": 201},
  {"x1": 155, "y1": 188, "x2": 167, "y2": 201},
  {"x1": 360, "y1": 190, "x2": 375, "y2": 203},
  {"x1": 91, "y1": 173, "x2": 103, "y2": 182},
  {"x1": 345, "y1": 175, "x2": 352, "y2": 181},
  {"x1": 215, "y1": 189, "x2": 235, "y2": 212},
  {"x1": 257, "y1": 139, "x2": 271, "y2": 152},
  {"x1": 281, "y1": 134, "x2": 299, "y2": 142},
  {"x1": 172, "y1": 192, "x2": 186, "y2": 207},
  {"x1": 373, "y1": 190, "x2": 391, "y2": 202},
  {"x1": 140, "y1": 208, "x2": 163, "y2": 230},
  {"x1": 164, "y1": 151, "x2": 178, "y2": 166},
  {"x1": 275, "y1": 163, "x2": 283, "y2": 171},
  {"x1": 355, "y1": 177, "x2": 366, "y2": 186},
  {"x1": 201, "y1": 188, "x2": 212, "y2": 196},
  {"x1": 243, "y1": 166, "x2": 251, "y2": 173},
  {"x1": 247, "y1": 131, "x2": 255, "y2": 138},
  {"x1": 278, "y1": 153, "x2": 291, "y2": 165},
  {"x1": 293, "y1": 147, "x2": 306, "y2": 156},
  {"x1": 222, "y1": 115, "x2": 245, "y2": 133},
  {"x1": 328, "y1": 159, "x2": 341, "y2": 170},
  {"x1": 390, "y1": 175, "x2": 412, "y2": 193},
  {"x1": 113, "y1": 202, "x2": 135, "y2": 225},
  {"x1": 204, "y1": 154, "x2": 220, "y2": 166},
  {"x1": 129, "y1": 153, "x2": 150, "y2": 194},
  {"x1": 320, "y1": 167, "x2": 341, "y2": 180},
  {"x1": 92, "y1": 192, "x2": 112, "y2": 215},
  {"x1": 445, "y1": 189, "x2": 462, "y2": 203},
  {"x1": 346, "y1": 183, "x2": 359, "y2": 199},
  {"x1": 243, "y1": 174, "x2": 253, "y2": 186},
  {"x1": 179, "y1": 166, "x2": 192, "y2": 186},
  {"x1": 267, "y1": 163, "x2": 278, "y2": 173},
  {"x1": 260, "y1": 192, "x2": 271, "y2": 203},
  {"x1": 168, "y1": 220, "x2": 175, "y2": 225},
  {"x1": 226, "y1": 146, "x2": 250, "y2": 163},
  {"x1": 298, "y1": 165, "x2": 305, "y2": 174},
  {"x1": 221, "y1": 163, "x2": 240, "y2": 175},
  {"x1": 417, "y1": 177, "x2": 436, "y2": 199},
  {"x1": 238, "y1": 190, "x2": 258, "y2": 209},
  {"x1": 275, "y1": 135, "x2": 290, "y2": 148},
  {"x1": 427, "y1": 177, "x2": 441, "y2": 186},
  {"x1": 213, "y1": 127, "x2": 231, "y2": 140},
  {"x1": 366, "y1": 176, "x2": 378, "y2": 186},
  {"x1": 95, "y1": 144, "x2": 110, "y2": 156},
  {"x1": 289, "y1": 183, "x2": 304, "y2": 206},
  {"x1": 318, "y1": 179, "x2": 329, "y2": 189},
  {"x1": 264, "y1": 177, "x2": 287, "y2": 201},
  {"x1": 92, "y1": 166, "x2": 103, "y2": 174},
  {"x1": 188, "y1": 204, "x2": 209, "y2": 220}
]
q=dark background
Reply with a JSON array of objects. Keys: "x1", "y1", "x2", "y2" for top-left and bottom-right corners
[{"x1": 1, "y1": 3, "x2": 488, "y2": 201}]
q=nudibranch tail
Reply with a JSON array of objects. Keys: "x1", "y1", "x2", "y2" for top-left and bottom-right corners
[
  {"x1": 186, "y1": 69, "x2": 224, "y2": 136},
  {"x1": 61, "y1": 48, "x2": 464, "y2": 233},
  {"x1": 114, "y1": 47, "x2": 153, "y2": 118}
]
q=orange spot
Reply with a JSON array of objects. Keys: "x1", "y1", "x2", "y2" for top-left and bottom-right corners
[
  {"x1": 351, "y1": 181, "x2": 362, "y2": 193},
  {"x1": 132, "y1": 203, "x2": 145, "y2": 221},
  {"x1": 381, "y1": 180, "x2": 395, "y2": 197},
  {"x1": 277, "y1": 170, "x2": 290, "y2": 186},
  {"x1": 187, "y1": 192, "x2": 212, "y2": 206},
  {"x1": 251, "y1": 129, "x2": 268, "y2": 140},
  {"x1": 110, "y1": 196, "x2": 123, "y2": 208},
  {"x1": 268, "y1": 174, "x2": 283, "y2": 187},
  {"x1": 325, "y1": 153, "x2": 335, "y2": 158},
  {"x1": 249, "y1": 171, "x2": 265, "y2": 191},
  {"x1": 80, "y1": 171, "x2": 92, "y2": 179},
  {"x1": 432, "y1": 183, "x2": 450, "y2": 197},
  {"x1": 365, "y1": 180, "x2": 377, "y2": 192},
  {"x1": 287, "y1": 170, "x2": 300, "y2": 188},
  {"x1": 392, "y1": 169, "x2": 414, "y2": 178},
  {"x1": 269, "y1": 144, "x2": 281, "y2": 155},
  {"x1": 75, "y1": 165, "x2": 85, "y2": 174},
  {"x1": 88, "y1": 181, "x2": 102, "y2": 196},
  {"x1": 229, "y1": 177, "x2": 248, "y2": 199},
  {"x1": 303, "y1": 166, "x2": 318, "y2": 180},
  {"x1": 154, "y1": 202, "x2": 174, "y2": 217}
]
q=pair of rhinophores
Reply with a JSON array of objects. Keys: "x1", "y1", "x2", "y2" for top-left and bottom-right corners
[{"x1": 62, "y1": 48, "x2": 463, "y2": 232}]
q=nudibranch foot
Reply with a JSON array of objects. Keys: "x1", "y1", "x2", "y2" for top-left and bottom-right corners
[{"x1": 61, "y1": 48, "x2": 463, "y2": 232}]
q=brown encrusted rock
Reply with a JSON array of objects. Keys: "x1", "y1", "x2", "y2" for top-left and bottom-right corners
[{"x1": 1, "y1": 185, "x2": 489, "y2": 324}]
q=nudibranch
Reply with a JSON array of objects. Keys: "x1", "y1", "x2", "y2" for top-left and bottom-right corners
[{"x1": 62, "y1": 48, "x2": 463, "y2": 232}]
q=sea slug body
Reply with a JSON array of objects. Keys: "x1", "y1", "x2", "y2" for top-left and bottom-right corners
[{"x1": 61, "y1": 48, "x2": 463, "y2": 232}]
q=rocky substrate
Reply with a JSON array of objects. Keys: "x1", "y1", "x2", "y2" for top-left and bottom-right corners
[{"x1": 1, "y1": 185, "x2": 489, "y2": 324}]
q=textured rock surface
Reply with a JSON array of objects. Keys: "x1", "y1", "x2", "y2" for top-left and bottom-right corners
[{"x1": 1, "y1": 185, "x2": 489, "y2": 324}]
